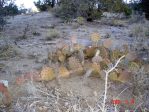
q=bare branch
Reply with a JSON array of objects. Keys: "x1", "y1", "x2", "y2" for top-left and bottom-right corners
[{"x1": 102, "y1": 55, "x2": 125, "y2": 112}]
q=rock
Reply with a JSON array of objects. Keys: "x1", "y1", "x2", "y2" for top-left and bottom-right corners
[{"x1": 0, "y1": 82, "x2": 11, "y2": 106}]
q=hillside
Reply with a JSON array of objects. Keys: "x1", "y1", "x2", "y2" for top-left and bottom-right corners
[{"x1": 0, "y1": 12, "x2": 149, "y2": 112}]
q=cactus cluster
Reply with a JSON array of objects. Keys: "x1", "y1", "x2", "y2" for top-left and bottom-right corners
[
  {"x1": 16, "y1": 33, "x2": 144, "y2": 84},
  {"x1": 46, "y1": 33, "x2": 142, "y2": 83}
]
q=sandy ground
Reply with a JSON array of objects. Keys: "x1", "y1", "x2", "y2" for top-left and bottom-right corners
[{"x1": 0, "y1": 12, "x2": 147, "y2": 111}]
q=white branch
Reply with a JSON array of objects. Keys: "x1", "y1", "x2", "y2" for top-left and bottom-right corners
[
  {"x1": 106, "y1": 55, "x2": 125, "y2": 74},
  {"x1": 102, "y1": 55, "x2": 125, "y2": 112}
]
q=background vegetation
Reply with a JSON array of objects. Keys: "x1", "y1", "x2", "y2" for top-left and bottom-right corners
[{"x1": 0, "y1": 0, "x2": 27, "y2": 30}]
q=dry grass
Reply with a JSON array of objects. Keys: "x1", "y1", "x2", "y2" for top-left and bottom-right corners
[
  {"x1": 110, "y1": 19, "x2": 126, "y2": 27},
  {"x1": 16, "y1": 24, "x2": 30, "y2": 40},
  {"x1": 132, "y1": 67, "x2": 149, "y2": 111},
  {"x1": 0, "y1": 44, "x2": 17, "y2": 60},
  {"x1": 12, "y1": 81, "x2": 101, "y2": 112},
  {"x1": 46, "y1": 29, "x2": 60, "y2": 40},
  {"x1": 71, "y1": 22, "x2": 80, "y2": 29},
  {"x1": 129, "y1": 20, "x2": 149, "y2": 39}
]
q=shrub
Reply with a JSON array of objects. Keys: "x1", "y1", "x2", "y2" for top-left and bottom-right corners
[
  {"x1": 0, "y1": 16, "x2": 6, "y2": 31},
  {"x1": 77, "y1": 17, "x2": 85, "y2": 25},
  {"x1": 54, "y1": 0, "x2": 102, "y2": 21},
  {"x1": 34, "y1": 0, "x2": 55, "y2": 11},
  {"x1": 90, "y1": 10, "x2": 102, "y2": 20},
  {"x1": 0, "y1": 5, "x2": 6, "y2": 30},
  {"x1": 54, "y1": 0, "x2": 133, "y2": 21},
  {"x1": 46, "y1": 29, "x2": 60, "y2": 40},
  {"x1": 4, "y1": 3, "x2": 19, "y2": 15},
  {"x1": 111, "y1": 19, "x2": 126, "y2": 27},
  {"x1": 141, "y1": 0, "x2": 149, "y2": 20},
  {"x1": 130, "y1": 23, "x2": 149, "y2": 39},
  {"x1": 0, "y1": 40, "x2": 17, "y2": 60},
  {"x1": 123, "y1": 5, "x2": 132, "y2": 16},
  {"x1": 0, "y1": 1, "x2": 20, "y2": 30}
]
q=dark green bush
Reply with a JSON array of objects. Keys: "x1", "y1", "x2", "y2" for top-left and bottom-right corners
[
  {"x1": 54, "y1": 0, "x2": 102, "y2": 21},
  {"x1": 111, "y1": 0, "x2": 132, "y2": 16},
  {"x1": 34, "y1": 0, "x2": 55, "y2": 11},
  {"x1": 0, "y1": 7, "x2": 6, "y2": 30},
  {"x1": 54, "y1": 0, "x2": 133, "y2": 21},
  {"x1": 91, "y1": 10, "x2": 103, "y2": 20},
  {"x1": 141, "y1": 0, "x2": 149, "y2": 20},
  {"x1": 0, "y1": 1, "x2": 20, "y2": 30},
  {"x1": 0, "y1": 17, "x2": 6, "y2": 30},
  {"x1": 4, "y1": 3, "x2": 19, "y2": 15},
  {"x1": 124, "y1": 6, "x2": 132, "y2": 16}
]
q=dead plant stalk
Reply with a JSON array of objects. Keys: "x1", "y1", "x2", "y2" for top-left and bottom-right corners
[{"x1": 102, "y1": 55, "x2": 125, "y2": 112}]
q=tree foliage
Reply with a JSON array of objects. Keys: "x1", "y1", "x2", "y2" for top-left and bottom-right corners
[
  {"x1": 55, "y1": 0, "x2": 102, "y2": 21},
  {"x1": 54, "y1": 0, "x2": 132, "y2": 21},
  {"x1": 130, "y1": 0, "x2": 149, "y2": 20},
  {"x1": 0, "y1": 0, "x2": 7, "y2": 30},
  {"x1": 141, "y1": 0, "x2": 149, "y2": 20},
  {"x1": 0, "y1": 0, "x2": 22, "y2": 30},
  {"x1": 4, "y1": 3, "x2": 19, "y2": 15},
  {"x1": 34, "y1": 0, "x2": 55, "y2": 11}
]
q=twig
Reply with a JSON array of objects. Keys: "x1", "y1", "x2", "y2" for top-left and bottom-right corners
[
  {"x1": 102, "y1": 55, "x2": 125, "y2": 112},
  {"x1": 116, "y1": 86, "x2": 130, "y2": 98},
  {"x1": 134, "y1": 102, "x2": 143, "y2": 112}
]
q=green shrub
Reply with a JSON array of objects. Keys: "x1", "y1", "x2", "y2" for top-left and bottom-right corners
[
  {"x1": 0, "y1": 17, "x2": 6, "y2": 31},
  {"x1": 34, "y1": 0, "x2": 55, "y2": 11},
  {"x1": 91, "y1": 10, "x2": 102, "y2": 20},
  {"x1": 4, "y1": 3, "x2": 19, "y2": 15},
  {"x1": 54, "y1": 0, "x2": 99, "y2": 21},
  {"x1": 0, "y1": 1, "x2": 20, "y2": 30},
  {"x1": 77, "y1": 17, "x2": 85, "y2": 25},
  {"x1": 141, "y1": 0, "x2": 149, "y2": 20},
  {"x1": 124, "y1": 6, "x2": 132, "y2": 16},
  {"x1": 46, "y1": 29, "x2": 60, "y2": 40}
]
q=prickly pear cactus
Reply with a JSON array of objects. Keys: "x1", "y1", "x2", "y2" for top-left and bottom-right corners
[
  {"x1": 67, "y1": 57, "x2": 84, "y2": 75},
  {"x1": 83, "y1": 47, "x2": 97, "y2": 59},
  {"x1": 100, "y1": 58, "x2": 111, "y2": 70},
  {"x1": 61, "y1": 44, "x2": 71, "y2": 57},
  {"x1": 90, "y1": 33, "x2": 101, "y2": 43},
  {"x1": 59, "y1": 66, "x2": 70, "y2": 78},
  {"x1": 90, "y1": 63, "x2": 101, "y2": 77},
  {"x1": 98, "y1": 46, "x2": 109, "y2": 59},
  {"x1": 109, "y1": 71, "x2": 119, "y2": 81},
  {"x1": 40, "y1": 67, "x2": 56, "y2": 81}
]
